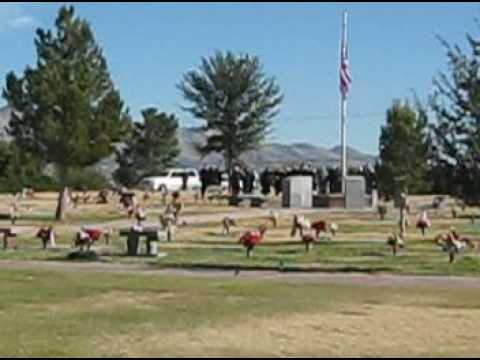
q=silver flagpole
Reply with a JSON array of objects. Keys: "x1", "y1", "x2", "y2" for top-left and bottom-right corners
[{"x1": 340, "y1": 11, "x2": 348, "y2": 194}]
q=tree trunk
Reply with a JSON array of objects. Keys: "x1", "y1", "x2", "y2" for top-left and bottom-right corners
[
  {"x1": 55, "y1": 166, "x2": 70, "y2": 221},
  {"x1": 225, "y1": 152, "x2": 233, "y2": 193},
  {"x1": 55, "y1": 187, "x2": 70, "y2": 221}
]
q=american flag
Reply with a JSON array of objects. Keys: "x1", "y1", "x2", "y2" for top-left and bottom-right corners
[{"x1": 340, "y1": 13, "x2": 352, "y2": 98}]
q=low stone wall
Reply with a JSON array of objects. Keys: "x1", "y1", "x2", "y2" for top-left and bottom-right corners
[{"x1": 313, "y1": 193, "x2": 376, "y2": 209}]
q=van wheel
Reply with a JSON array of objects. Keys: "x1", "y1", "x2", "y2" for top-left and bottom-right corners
[{"x1": 159, "y1": 185, "x2": 167, "y2": 193}]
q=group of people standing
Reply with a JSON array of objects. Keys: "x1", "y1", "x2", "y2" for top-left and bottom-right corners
[
  {"x1": 230, "y1": 166, "x2": 256, "y2": 196},
  {"x1": 199, "y1": 166, "x2": 223, "y2": 199},
  {"x1": 199, "y1": 162, "x2": 376, "y2": 198},
  {"x1": 199, "y1": 164, "x2": 257, "y2": 198},
  {"x1": 259, "y1": 164, "x2": 333, "y2": 197}
]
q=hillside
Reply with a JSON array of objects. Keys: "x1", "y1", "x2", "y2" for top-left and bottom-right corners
[{"x1": 0, "y1": 106, "x2": 376, "y2": 174}]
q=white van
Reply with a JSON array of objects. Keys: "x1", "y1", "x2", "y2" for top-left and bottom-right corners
[{"x1": 139, "y1": 168, "x2": 201, "y2": 192}]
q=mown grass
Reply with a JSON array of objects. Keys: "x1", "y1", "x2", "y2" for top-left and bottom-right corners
[
  {"x1": 1, "y1": 192, "x2": 480, "y2": 277},
  {"x1": 3, "y1": 230, "x2": 480, "y2": 277},
  {"x1": 0, "y1": 268, "x2": 347, "y2": 357},
  {"x1": 1, "y1": 268, "x2": 480, "y2": 357}
]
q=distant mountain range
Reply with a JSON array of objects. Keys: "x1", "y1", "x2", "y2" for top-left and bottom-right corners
[
  {"x1": 0, "y1": 105, "x2": 376, "y2": 176},
  {"x1": 176, "y1": 127, "x2": 376, "y2": 169}
]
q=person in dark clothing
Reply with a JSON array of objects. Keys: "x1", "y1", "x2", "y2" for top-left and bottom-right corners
[
  {"x1": 206, "y1": 166, "x2": 213, "y2": 188},
  {"x1": 214, "y1": 166, "x2": 222, "y2": 185},
  {"x1": 247, "y1": 169, "x2": 256, "y2": 194},
  {"x1": 210, "y1": 167, "x2": 216, "y2": 185},
  {"x1": 241, "y1": 169, "x2": 250, "y2": 194},
  {"x1": 217, "y1": 167, "x2": 223, "y2": 186},
  {"x1": 181, "y1": 172, "x2": 189, "y2": 191},
  {"x1": 314, "y1": 168, "x2": 324, "y2": 194},
  {"x1": 260, "y1": 167, "x2": 272, "y2": 196},
  {"x1": 231, "y1": 166, "x2": 242, "y2": 196},
  {"x1": 274, "y1": 169, "x2": 285, "y2": 196},
  {"x1": 199, "y1": 167, "x2": 208, "y2": 200}
]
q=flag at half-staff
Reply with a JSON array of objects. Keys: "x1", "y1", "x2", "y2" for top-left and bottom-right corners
[
  {"x1": 340, "y1": 13, "x2": 352, "y2": 98},
  {"x1": 339, "y1": 11, "x2": 352, "y2": 193}
]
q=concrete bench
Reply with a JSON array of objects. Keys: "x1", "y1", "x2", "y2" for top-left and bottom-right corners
[
  {"x1": 0, "y1": 228, "x2": 18, "y2": 250},
  {"x1": 119, "y1": 226, "x2": 166, "y2": 256}
]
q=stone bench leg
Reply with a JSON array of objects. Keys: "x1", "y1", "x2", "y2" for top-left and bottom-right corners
[
  {"x1": 146, "y1": 238, "x2": 159, "y2": 256},
  {"x1": 127, "y1": 234, "x2": 139, "y2": 256},
  {"x1": 50, "y1": 233, "x2": 56, "y2": 248}
]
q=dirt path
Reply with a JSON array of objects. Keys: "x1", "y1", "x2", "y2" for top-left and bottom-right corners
[{"x1": 2, "y1": 259, "x2": 480, "y2": 290}]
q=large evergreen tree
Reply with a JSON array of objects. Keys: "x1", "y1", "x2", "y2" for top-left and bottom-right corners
[
  {"x1": 114, "y1": 108, "x2": 180, "y2": 187},
  {"x1": 178, "y1": 51, "x2": 283, "y2": 174},
  {"x1": 0, "y1": 142, "x2": 47, "y2": 193},
  {"x1": 2, "y1": 6, "x2": 131, "y2": 219},
  {"x1": 376, "y1": 100, "x2": 431, "y2": 199},
  {"x1": 430, "y1": 30, "x2": 480, "y2": 203}
]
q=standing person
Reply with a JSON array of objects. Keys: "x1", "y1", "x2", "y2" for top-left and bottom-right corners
[
  {"x1": 247, "y1": 169, "x2": 256, "y2": 194},
  {"x1": 243, "y1": 168, "x2": 255, "y2": 194},
  {"x1": 231, "y1": 165, "x2": 242, "y2": 197},
  {"x1": 217, "y1": 167, "x2": 223, "y2": 186},
  {"x1": 213, "y1": 166, "x2": 221, "y2": 185},
  {"x1": 249, "y1": 169, "x2": 256, "y2": 193},
  {"x1": 199, "y1": 166, "x2": 208, "y2": 200},
  {"x1": 274, "y1": 169, "x2": 284, "y2": 196},
  {"x1": 319, "y1": 166, "x2": 328, "y2": 194},
  {"x1": 207, "y1": 166, "x2": 215, "y2": 187},
  {"x1": 313, "y1": 168, "x2": 320, "y2": 192},
  {"x1": 260, "y1": 167, "x2": 272, "y2": 196},
  {"x1": 181, "y1": 171, "x2": 189, "y2": 191}
]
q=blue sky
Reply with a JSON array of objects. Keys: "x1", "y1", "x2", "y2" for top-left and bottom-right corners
[{"x1": 0, "y1": 2, "x2": 478, "y2": 154}]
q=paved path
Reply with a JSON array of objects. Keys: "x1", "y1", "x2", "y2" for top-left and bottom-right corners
[{"x1": 1, "y1": 259, "x2": 479, "y2": 290}]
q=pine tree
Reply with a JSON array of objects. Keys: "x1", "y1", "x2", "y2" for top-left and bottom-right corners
[
  {"x1": 178, "y1": 51, "x2": 283, "y2": 175},
  {"x1": 114, "y1": 108, "x2": 180, "y2": 187},
  {"x1": 430, "y1": 30, "x2": 480, "y2": 204},
  {"x1": 0, "y1": 142, "x2": 45, "y2": 193},
  {"x1": 2, "y1": 6, "x2": 131, "y2": 219},
  {"x1": 376, "y1": 100, "x2": 431, "y2": 199}
]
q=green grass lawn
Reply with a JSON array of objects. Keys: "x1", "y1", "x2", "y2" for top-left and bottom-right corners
[
  {"x1": 1, "y1": 268, "x2": 480, "y2": 357},
  {"x1": 4, "y1": 231, "x2": 480, "y2": 277},
  {"x1": 1, "y1": 197, "x2": 480, "y2": 277},
  {"x1": 3, "y1": 194, "x2": 480, "y2": 356},
  {"x1": 150, "y1": 239, "x2": 480, "y2": 276}
]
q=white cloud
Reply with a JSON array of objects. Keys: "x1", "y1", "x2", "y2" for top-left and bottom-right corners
[
  {"x1": 7, "y1": 15, "x2": 36, "y2": 29},
  {"x1": 0, "y1": 4, "x2": 38, "y2": 31}
]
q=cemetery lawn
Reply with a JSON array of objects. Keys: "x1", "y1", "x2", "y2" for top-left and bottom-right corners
[
  {"x1": 2, "y1": 192, "x2": 480, "y2": 276},
  {"x1": 151, "y1": 239, "x2": 480, "y2": 277},
  {"x1": 2, "y1": 267, "x2": 480, "y2": 357},
  {"x1": 3, "y1": 230, "x2": 480, "y2": 277}
]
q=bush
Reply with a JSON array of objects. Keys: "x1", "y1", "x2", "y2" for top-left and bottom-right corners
[
  {"x1": 0, "y1": 174, "x2": 60, "y2": 194},
  {"x1": 26, "y1": 176, "x2": 60, "y2": 192},
  {"x1": 65, "y1": 168, "x2": 110, "y2": 191}
]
